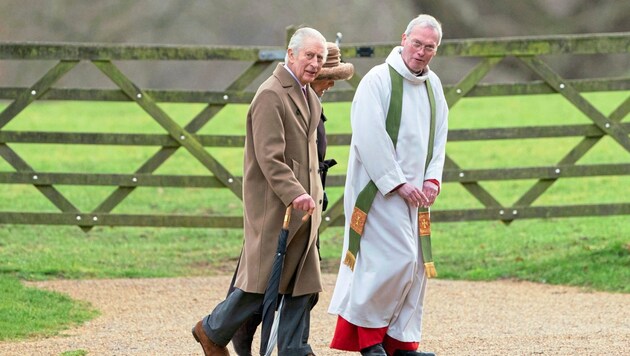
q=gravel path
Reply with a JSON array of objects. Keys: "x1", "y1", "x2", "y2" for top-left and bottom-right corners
[{"x1": 1, "y1": 275, "x2": 628, "y2": 355}]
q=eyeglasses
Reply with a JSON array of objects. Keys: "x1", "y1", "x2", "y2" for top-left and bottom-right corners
[{"x1": 410, "y1": 40, "x2": 437, "y2": 54}]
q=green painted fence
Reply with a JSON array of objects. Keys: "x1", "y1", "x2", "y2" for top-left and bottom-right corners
[{"x1": 0, "y1": 32, "x2": 628, "y2": 231}]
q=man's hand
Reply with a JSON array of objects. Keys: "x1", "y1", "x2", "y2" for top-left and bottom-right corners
[
  {"x1": 292, "y1": 193, "x2": 316, "y2": 216},
  {"x1": 421, "y1": 180, "x2": 439, "y2": 207},
  {"x1": 396, "y1": 183, "x2": 425, "y2": 208}
]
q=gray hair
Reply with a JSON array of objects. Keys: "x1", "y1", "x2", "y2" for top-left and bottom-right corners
[
  {"x1": 284, "y1": 27, "x2": 328, "y2": 62},
  {"x1": 405, "y1": 14, "x2": 443, "y2": 45}
]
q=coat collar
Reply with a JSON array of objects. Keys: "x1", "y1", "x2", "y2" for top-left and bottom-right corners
[{"x1": 273, "y1": 64, "x2": 321, "y2": 137}]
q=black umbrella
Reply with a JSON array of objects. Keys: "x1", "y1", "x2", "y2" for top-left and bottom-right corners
[{"x1": 259, "y1": 205, "x2": 293, "y2": 356}]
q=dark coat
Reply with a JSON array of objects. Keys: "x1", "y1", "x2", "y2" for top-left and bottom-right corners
[
  {"x1": 236, "y1": 64, "x2": 324, "y2": 297},
  {"x1": 317, "y1": 111, "x2": 336, "y2": 210}
]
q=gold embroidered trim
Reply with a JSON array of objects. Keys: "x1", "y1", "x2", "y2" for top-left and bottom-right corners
[
  {"x1": 350, "y1": 207, "x2": 367, "y2": 235},
  {"x1": 424, "y1": 262, "x2": 437, "y2": 278},
  {"x1": 419, "y1": 211, "x2": 431, "y2": 236},
  {"x1": 343, "y1": 250, "x2": 356, "y2": 271}
]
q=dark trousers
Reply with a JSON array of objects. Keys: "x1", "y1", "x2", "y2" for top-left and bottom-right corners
[{"x1": 202, "y1": 288, "x2": 317, "y2": 356}]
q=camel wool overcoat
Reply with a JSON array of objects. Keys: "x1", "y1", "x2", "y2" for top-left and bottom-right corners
[{"x1": 234, "y1": 64, "x2": 324, "y2": 297}]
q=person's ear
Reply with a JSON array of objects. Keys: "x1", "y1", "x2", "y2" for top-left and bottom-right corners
[{"x1": 287, "y1": 48, "x2": 295, "y2": 63}]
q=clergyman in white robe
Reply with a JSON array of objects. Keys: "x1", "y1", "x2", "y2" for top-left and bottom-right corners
[{"x1": 328, "y1": 39, "x2": 448, "y2": 353}]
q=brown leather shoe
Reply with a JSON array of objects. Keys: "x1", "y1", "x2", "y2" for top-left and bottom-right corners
[{"x1": 192, "y1": 320, "x2": 230, "y2": 356}]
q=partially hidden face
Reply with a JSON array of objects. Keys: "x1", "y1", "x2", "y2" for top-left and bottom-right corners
[
  {"x1": 311, "y1": 79, "x2": 334, "y2": 97},
  {"x1": 287, "y1": 37, "x2": 326, "y2": 85}
]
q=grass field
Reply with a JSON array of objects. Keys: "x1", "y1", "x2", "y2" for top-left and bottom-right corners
[{"x1": 0, "y1": 91, "x2": 628, "y2": 340}]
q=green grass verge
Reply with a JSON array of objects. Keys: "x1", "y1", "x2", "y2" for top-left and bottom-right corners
[
  {"x1": 0, "y1": 225, "x2": 244, "y2": 280},
  {"x1": 61, "y1": 351, "x2": 88, "y2": 356},
  {"x1": 319, "y1": 216, "x2": 630, "y2": 293},
  {"x1": 0, "y1": 276, "x2": 98, "y2": 341}
]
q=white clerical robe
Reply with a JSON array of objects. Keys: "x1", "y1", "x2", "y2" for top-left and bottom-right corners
[{"x1": 328, "y1": 46, "x2": 449, "y2": 342}]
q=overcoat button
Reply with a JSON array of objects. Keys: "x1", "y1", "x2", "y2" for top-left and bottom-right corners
[{"x1": 319, "y1": 199, "x2": 323, "y2": 204}]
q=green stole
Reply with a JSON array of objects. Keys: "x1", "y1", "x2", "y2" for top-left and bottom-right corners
[{"x1": 343, "y1": 65, "x2": 438, "y2": 278}]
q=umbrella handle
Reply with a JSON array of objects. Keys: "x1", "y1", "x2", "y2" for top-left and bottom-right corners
[
  {"x1": 283, "y1": 205, "x2": 311, "y2": 229},
  {"x1": 283, "y1": 206, "x2": 292, "y2": 229}
]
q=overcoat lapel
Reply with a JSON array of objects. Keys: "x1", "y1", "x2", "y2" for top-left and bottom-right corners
[
  {"x1": 274, "y1": 65, "x2": 310, "y2": 133},
  {"x1": 289, "y1": 89, "x2": 311, "y2": 130}
]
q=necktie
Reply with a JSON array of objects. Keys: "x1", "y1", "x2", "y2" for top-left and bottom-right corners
[{"x1": 302, "y1": 87, "x2": 309, "y2": 109}]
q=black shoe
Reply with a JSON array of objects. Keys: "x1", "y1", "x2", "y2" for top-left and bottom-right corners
[
  {"x1": 231, "y1": 327, "x2": 254, "y2": 356},
  {"x1": 393, "y1": 350, "x2": 435, "y2": 356},
  {"x1": 231, "y1": 314, "x2": 261, "y2": 356},
  {"x1": 361, "y1": 343, "x2": 387, "y2": 356}
]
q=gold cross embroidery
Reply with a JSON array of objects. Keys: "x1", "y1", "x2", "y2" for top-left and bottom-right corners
[
  {"x1": 419, "y1": 211, "x2": 431, "y2": 236},
  {"x1": 350, "y1": 207, "x2": 367, "y2": 235}
]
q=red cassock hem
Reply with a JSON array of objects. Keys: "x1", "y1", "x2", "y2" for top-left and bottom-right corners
[{"x1": 330, "y1": 315, "x2": 419, "y2": 354}]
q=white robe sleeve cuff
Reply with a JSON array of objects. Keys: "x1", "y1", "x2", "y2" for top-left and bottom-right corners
[{"x1": 374, "y1": 165, "x2": 406, "y2": 195}]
